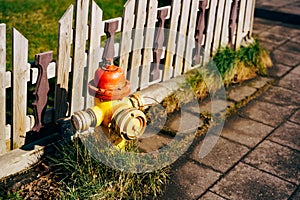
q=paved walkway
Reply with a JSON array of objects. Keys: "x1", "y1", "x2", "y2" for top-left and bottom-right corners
[{"x1": 160, "y1": 1, "x2": 300, "y2": 199}]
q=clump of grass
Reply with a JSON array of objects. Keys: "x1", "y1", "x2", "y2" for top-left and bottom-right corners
[
  {"x1": 161, "y1": 39, "x2": 272, "y2": 113},
  {"x1": 49, "y1": 139, "x2": 169, "y2": 199},
  {"x1": 214, "y1": 39, "x2": 272, "y2": 86}
]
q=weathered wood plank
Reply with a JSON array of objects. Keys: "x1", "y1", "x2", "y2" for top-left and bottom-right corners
[
  {"x1": 140, "y1": 0, "x2": 158, "y2": 89},
  {"x1": 0, "y1": 24, "x2": 6, "y2": 154},
  {"x1": 12, "y1": 28, "x2": 30, "y2": 148},
  {"x1": 86, "y1": 1, "x2": 103, "y2": 108},
  {"x1": 70, "y1": 0, "x2": 89, "y2": 114},
  {"x1": 55, "y1": 5, "x2": 73, "y2": 119},
  {"x1": 243, "y1": 0, "x2": 252, "y2": 35},
  {"x1": 184, "y1": 0, "x2": 199, "y2": 72},
  {"x1": 249, "y1": 0, "x2": 256, "y2": 36},
  {"x1": 129, "y1": 0, "x2": 147, "y2": 92},
  {"x1": 236, "y1": 0, "x2": 246, "y2": 48},
  {"x1": 220, "y1": 0, "x2": 232, "y2": 46},
  {"x1": 203, "y1": 0, "x2": 218, "y2": 63},
  {"x1": 212, "y1": 0, "x2": 226, "y2": 52},
  {"x1": 163, "y1": 0, "x2": 181, "y2": 81},
  {"x1": 119, "y1": 0, "x2": 135, "y2": 76},
  {"x1": 173, "y1": 0, "x2": 191, "y2": 77}
]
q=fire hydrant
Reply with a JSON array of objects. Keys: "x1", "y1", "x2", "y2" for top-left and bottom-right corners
[{"x1": 71, "y1": 63, "x2": 147, "y2": 145}]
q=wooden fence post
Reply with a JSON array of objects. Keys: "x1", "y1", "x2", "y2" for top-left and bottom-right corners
[{"x1": 12, "y1": 28, "x2": 30, "y2": 148}]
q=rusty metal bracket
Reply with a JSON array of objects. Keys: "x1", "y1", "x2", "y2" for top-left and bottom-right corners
[{"x1": 31, "y1": 51, "x2": 52, "y2": 132}]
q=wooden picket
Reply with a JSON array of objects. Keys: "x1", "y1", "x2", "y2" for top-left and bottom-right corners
[
  {"x1": 164, "y1": 0, "x2": 181, "y2": 81},
  {"x1": 119, "y1": 0, "x2": 135, "y2": 75},
  {"x1": 0, "y1": 0, "x2": 257, "y2": 154},
  {"x1": 220, "y1": 0, "x2": 232, "y2": 46},
  {"x1": 236, "y1": 0, "x2": 247, "y2": 48},
  {"x1": 212, "y1": 0, "x2": 226, "y2": 51},
  {"x1": 54, "y1": 5, "x2": 74, "y2": 120},
  {"x1": 184, "y1": 0, "x2": 199, "y2": 73},
  {"x1": 129, "y1": 0, "x2": 148, "y2": 91},
  {"x1": 173, "y1": 0, "x2": 191, "y2": 77},
  {"x1": 140, "y1": 0, "x2": 158, "y2": 89},
  {"x1": 12, "y1": 28, "x2": 32, "y2": 148},
  {"x1": 70, "y1": 0, "x2": 89, "y2": 114},
  {"x1": 0, "y1": 24, "x2": 7, "y2": 153},
  {"x1": 86, "y1": 1, "x2": 103, "y2": 108}
]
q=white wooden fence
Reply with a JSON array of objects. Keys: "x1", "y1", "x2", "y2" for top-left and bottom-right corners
[{"x1": 0, "y1": 0, "x2": 256, "y2": 154}]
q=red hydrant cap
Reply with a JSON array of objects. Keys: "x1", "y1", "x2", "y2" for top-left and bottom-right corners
[{"x1": 89, "y1": 64, "x2": 130, "y2": 100}]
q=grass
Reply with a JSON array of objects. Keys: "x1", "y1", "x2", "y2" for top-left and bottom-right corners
[
  {"x1": 0, "y1": 0, "x2": 126, "y2": 70},
  {"x1": 46, "y1": 139, "x2": 169, "y2": 199},
  {"x1": 161, "y1": 39, "x2": 272, "y2": 113}
]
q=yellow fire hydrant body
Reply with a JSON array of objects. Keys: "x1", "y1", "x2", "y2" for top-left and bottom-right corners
[{"x1": 71, "y1": 64, "x2": 147, "y2": 144}]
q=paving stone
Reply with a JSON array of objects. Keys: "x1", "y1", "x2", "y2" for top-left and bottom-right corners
[
  {"x1": 221, "y1": 116, "x2": 273, "y2": 148},
  {"x1": 240, "y1": 100, "x2": 297, "y2": 127},
  {"x1": 165, "y1": 110, "x2": 203, "y2": 132},
  {"x1": 290, "y1": 187, "x2": 300, "y2": 200},
  {"x1": 200, "y1": 191, "x2": 226, "y2": 200},
  {"x1": 291, "y1": 34, "x2": 300, "y2": 43},
  {"x1": 278, "y1": 72, "x2": 300, "y2": 92},
  {"x1": 255, "y1": 0, "x2": 291, "y2": 9},
  {"x1": 161, "y1": 161, "x2": 221, "y2": 200},
  {"x1": 211, "y1": 163, "x2": 296, "y2": 200},
  {"x1": 257, "y1": 31, "x2": 288, "y2": 46},
  {"x1": 247, "y1": 76, "x2": 273, "y2": 89},
  {"x1": 278, "y1": 41, "x2": 300, "y2": 54},
  {"x1": 268, "y1": 63, "x2": 291, "y2": 78},
  {"x1": 271, "y1": 49, "x2": 300, "y2": 67},
  {"x1": 278, "y1": 3, "x2": 300, "y2": 16},
  {"x1": 291, "y1": 65, "x2": 300, "y2": 75},
  {"x1": 227, "y1": 85, "x2": 257, "y2": 102},
  {"x1": 290, "y1": 109, "x2": 300, "y2": 124},
  {"x1": 268, "y1": 121, "x2": 300, "y2": 151},
  {"x1": 244, "y1": 140, "x2": 300, "y2": 184},
  {"x1": 191, "y1": 136, "x2": 249, "y2": 173},
  {"x1": 188, "y1": 99, "x2": 233, "y2": 115},
  {"x1": 253, "y1": 18, "x2": 280, "y2": 33},
  {"x1": 259, "y1": 86, "x2": 300, "y2": 106},
  {"x1": 257, "y1": 40, "x2": 279, "y2": 52},
  {"x1": 267, "y1": 25, "x2": 300, "y2": 39},
  {"x1": 138, "y1": 131, "x2": 173, "y2": 153}
]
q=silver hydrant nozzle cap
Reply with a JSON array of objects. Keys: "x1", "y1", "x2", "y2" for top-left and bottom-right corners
[{"x1": 71, "y1": 109, "x2": 97, "y2": 131}]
